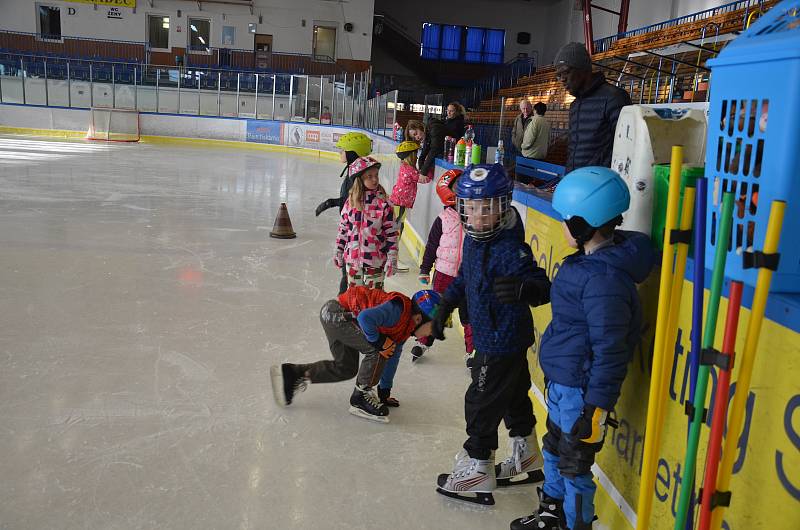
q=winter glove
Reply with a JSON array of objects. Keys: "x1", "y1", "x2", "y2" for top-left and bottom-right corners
[
  {"x1": 315, "y1": 198, "x2": 338, "y2": 217},
  {"x1": 385, "y1": 253, "x2": 398, "y2": 278},
  {"x1": 370, "y1": 335, "x2": 397, "y2": 359},
  {"x1": 333, "y1": 252, "x2": 344, "y2": 269},
  {"x1": 569, "y1": 405, "x2": 609, "y2": 444},
  {"x1": 418, "y1": 273, "x2": 430, "y2": 285},
  {"x1": 493, "y1": 276, "x2": 543, "y2": 305},
  {"x1": 431, "y1": 298, "x2": 457, "y2": 341}
]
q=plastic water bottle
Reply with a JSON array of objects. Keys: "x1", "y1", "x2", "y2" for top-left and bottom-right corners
[
  {"x1": 495, "y1": 140, "x2": 505, "y2": 164},
  {"x1": 395, "y1": 126, "x2": 404, "y2": 142},
  {"x1": 471, "y1": 144, "x2": 481, "y2": 165},
  {"x1": 464, "y1": 125, "x2": 475, "y2": 166},
  {"x1": 448, "y1": 138, "x2": 456, "y2": 164},
  {"x1": 455, "y1": 138, "x2": 466, "y2": 166}
]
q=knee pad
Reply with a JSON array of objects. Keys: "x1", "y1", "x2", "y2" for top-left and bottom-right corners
[
  {"x1": 542, "y1": 416, "x2": 562, "y2": 455},
  {"x1": 556, "y1": 435, "x2": 600, "y2": 478}
]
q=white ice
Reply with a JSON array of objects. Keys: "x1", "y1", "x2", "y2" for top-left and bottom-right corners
[{"x1": 0, "y1": 135, "x2": 541, "y2": 529}]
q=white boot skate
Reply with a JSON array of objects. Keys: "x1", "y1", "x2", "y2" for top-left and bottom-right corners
[
  {"x1": 496, "y1": 435, "x2": 545, "y2": 486},
  {"x1": 436, "y1": 450, "x2": 496, "y2": 505}
]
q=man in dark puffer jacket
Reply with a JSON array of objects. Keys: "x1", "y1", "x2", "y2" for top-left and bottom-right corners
[{"x1": 554, "y1": 42, "x2": 631, "y2": 172}]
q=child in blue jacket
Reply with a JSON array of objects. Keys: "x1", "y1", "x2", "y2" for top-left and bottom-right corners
[
  {"x1": 510, "y1": 167, "x2": 655, "y2": 530},
  {"x1": 431, "y1": 164, "x2": 552, "y2": 506}
]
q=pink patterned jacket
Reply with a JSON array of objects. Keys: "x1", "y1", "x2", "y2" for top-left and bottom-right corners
[
  {"x1": 389, "y1": 163, "x2": 432, "y2": 209},
  {"x1": 336, "y1": 189, "x2": 398, "y2": 270}
]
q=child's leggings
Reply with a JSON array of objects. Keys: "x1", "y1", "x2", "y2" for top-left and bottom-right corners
[{"x1": 542, "y1": 382, "x2": 607, "y2": 529}]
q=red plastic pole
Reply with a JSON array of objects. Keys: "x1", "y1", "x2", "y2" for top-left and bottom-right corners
[{"x1": 697, "y1": 280, "x2": 744, "y2": 530}]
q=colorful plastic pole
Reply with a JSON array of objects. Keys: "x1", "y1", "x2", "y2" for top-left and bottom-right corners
[
  {"x1": 672, "y1": 191, "x2": 735, "y2": 530},
  {"x1": 635, "y1": 145, "x2": 683, "y2": 530},
  {"x1": 709, "y1": 200, "x2": 786, "y2": 530},
  {"x1": 659, "y1": 184, "x2": 696, "y2": 416},
  {"x1": 684, "y1": 176, "x2": 707, "y2": 530},
  {"x1": 697, "y1": 280, "x2": 743, "y2": 530}
]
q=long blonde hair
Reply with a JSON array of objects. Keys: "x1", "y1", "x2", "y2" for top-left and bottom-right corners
[
  {"x1": 402, "y1": 150, "x2": 418, "y2": 168},
  {"x1": 348, "y1": 170, "x2": 387, "y2": 211}
]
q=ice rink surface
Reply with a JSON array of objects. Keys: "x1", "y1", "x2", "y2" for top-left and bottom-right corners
[{"x1": 0, "y1": 135, "x2": 542, "y2": 529}]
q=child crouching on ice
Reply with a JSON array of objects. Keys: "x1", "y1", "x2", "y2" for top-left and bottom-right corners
[
  {"x1": 510, "y1": 167, "x2": 655, "y2": 530},
  {"x1": 270, "y1": 287, "x2": 440, "y2": 423}
]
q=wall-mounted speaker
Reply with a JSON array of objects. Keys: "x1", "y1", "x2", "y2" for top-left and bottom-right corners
[
  {"x1": 344, "y1": 22, "x2": 354, "y2": 32},
  {"x1": 517, "y1": 32, "x2": 531, "y2": 45}
]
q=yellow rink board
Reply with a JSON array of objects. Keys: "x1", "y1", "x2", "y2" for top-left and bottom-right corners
[{"x1": 523, "y1": 206, "x2": 800, "y2": 530}]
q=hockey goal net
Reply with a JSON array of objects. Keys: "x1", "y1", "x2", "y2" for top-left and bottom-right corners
[{"x1": 87, "y1": 107, "x2": 140, "y2": 142}]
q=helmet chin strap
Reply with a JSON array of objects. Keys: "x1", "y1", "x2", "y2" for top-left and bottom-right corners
[{"x1": 566, "y1": 215, "x2": 623, "y2": 252}]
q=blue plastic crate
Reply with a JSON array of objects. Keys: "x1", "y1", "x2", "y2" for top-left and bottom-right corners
[{"x1": 704, "y1": 0, "x2": 800, "y2": 292}]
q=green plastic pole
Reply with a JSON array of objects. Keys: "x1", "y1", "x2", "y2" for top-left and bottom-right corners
[{"x1": 673, "y1": 191, "x2": 735, "y2": 530}]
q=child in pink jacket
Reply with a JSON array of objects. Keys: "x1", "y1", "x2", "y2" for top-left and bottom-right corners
[
  {"x1": 413, "y1": 169, "x2": 474, "y2": 363},
  {"x1": 335, "y1": 156, "x2": 399, "y2": 290}
]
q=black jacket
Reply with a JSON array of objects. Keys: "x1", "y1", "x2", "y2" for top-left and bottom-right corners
[
  {"x1": 419, "y1": 118, "x2": 447, "y2": 177},
  {"x1": 443, "y1": 115, "x2": 465, "y2": 140},
  {"x1": 566, "y1": 73, "x2": 631, "y2": 172}
]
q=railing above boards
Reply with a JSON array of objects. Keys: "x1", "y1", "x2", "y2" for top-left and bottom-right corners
[{"x1": 592, "y1": 0, "x2": 768, "y2": 52}]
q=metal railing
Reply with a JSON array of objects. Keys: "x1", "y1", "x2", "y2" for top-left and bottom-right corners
[
  {"x1": 593, "y1": 0, "x2": 766, "y2": 52},
  {"x1": 0, "y1": 52, "x2": 376, "y2": 129}
]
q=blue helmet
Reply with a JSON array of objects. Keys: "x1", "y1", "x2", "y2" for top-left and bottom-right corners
[
  {"x1": 412, "y1": 290, "x2": 442, "y2": 322},
  {"x1": 455, "y1": 163, "x2": 513, "y2": 199},
  {"x1": 552, "y1": 167, "x2": 630, "y2": 227},
  {"x1": 456, "y1": 164, "x2": 513, "y2": 241}
]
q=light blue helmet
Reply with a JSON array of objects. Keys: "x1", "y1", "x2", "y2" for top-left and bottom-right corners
[{"x1": 552, "y1": 166, "x2": 630, "y2": 245}]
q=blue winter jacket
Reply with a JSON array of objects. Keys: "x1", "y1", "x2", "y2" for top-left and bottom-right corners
[
  {"x1": 539, "y1": 230, "x2": 655, "y2": 411},
  {"x1": 443, "y1": 208, "x2": 551, "y2": 355}
]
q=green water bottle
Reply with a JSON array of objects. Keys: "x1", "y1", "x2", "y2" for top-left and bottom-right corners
[{"x1": 471, "y1": 144, "x2": 481, "y2": 165}]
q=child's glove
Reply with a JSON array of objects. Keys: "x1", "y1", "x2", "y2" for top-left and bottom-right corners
[
  {"x1": 418, "y1": 273, "x2": 430, "y2": 285},
  {"x1": 315, "y1": 198, "x2": 338, "y2": 216},
  {"x1": 385, "y1": 253, "x2": 398, "y2": 277},
  {"x1": 370, "y1": 335, "x2": 397, "y2": 359},
  {"x1": 569, "y1": 405, "x2": 609, "y2": 444},
  {"x1": 333, "y1": 252, "x2": 344, "y2": 269},
  {"x1": 431, "y1": 299, "x2": 457, "y2": 341},
  {"x1": 493, "y1": 276, "x2": 543, "y2": 305}
]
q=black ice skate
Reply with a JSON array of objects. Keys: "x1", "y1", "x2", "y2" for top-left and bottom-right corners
[
  {"x1": 349, "y1": 385, "x2": 390, "y2": 423},
  {"x1": 410, "y1": 344, "x2": 428, "y2": 363},
  {"x1": 436, "y1": 450, "x2": 496, "y2": 506},
  {"x1": 510, "y1": 487, "x2": 566, "y2": 530},
  {"x1": 496, "y1": 435, "x2": 545, "y2": 486},
  {"x1": 270, "y1": 363, "x2": 309, "y2": 407}
]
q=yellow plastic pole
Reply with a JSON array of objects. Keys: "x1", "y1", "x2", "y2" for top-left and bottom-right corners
[
  {"x1": 709, "y1": 200, "x2": 786, "y2": 530},
  {"x1": 658, "y1": 185, "x2": 696, "y2": 410},
  {"x1": 635, "y1": 145, "x2": 684, "y2": 530}
]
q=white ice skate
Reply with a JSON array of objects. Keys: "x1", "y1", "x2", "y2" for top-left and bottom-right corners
[
  {"x1": 270, "y1": 364, "x2": 309, "y2": 407},
  {"x1": 496, "y1": 435, "x2": 545, "y2": 486},
  {"x1": 436, "y1": 450, "x2": 496, "y2": 505},
  {"x1": 349, "y1": 385, "x2": 390, "y2": 423}
]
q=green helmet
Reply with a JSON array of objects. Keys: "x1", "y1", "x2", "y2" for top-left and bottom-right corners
[{"x1": 335, "y1": 132, "x2": 372, "y2": 157}]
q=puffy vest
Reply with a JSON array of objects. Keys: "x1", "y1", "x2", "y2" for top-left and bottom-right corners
[
  {"x1": 338, "y1": 286, "x2": 417, "y2": 343},
  {"x1": 436, "y1": 207, "x2": 464, "y2": 277}
]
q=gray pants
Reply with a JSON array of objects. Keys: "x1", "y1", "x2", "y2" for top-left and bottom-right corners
[{"x1": 298, "y1": 300, "x2": 385, "y2": 388}]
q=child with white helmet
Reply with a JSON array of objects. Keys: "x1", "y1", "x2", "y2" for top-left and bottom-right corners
[
  {"x1": 334, "y1": 156, "x2": 398, "y2": 291},
  {"x1": 510, "y1": 167, "x2": 655, "y2": 530},
  {"x1": 431, "y1": 163, "x2": 552, "y2": 506}
]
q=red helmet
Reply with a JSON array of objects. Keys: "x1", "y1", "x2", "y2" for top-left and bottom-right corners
[{"x1": 436, "y1": 169, "x2": 462, "y2": 206}]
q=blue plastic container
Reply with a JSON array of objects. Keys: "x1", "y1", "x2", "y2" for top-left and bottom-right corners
[{"x1": 704, "y1": 1, "x2": 800, "y2": 292}]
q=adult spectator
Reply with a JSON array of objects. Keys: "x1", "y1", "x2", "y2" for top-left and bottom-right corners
[
  {"x1": 407, "y1": 118, "x2": 445, "y2": 179},
  {"x1": 444, "y1": 102, "x2": 466, "y2": 139},
  {"x1": 511, "y1": 100, "x2": 534, "y2": 153},
  {"x1": 554, "y1": 42, "x2": 631, "y2": 172},
  {"x1": 521, "y1": 102, "x2": 551, "y2": 160}
]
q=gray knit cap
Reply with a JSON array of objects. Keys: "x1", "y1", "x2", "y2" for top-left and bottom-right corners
[{"x1": 554, "y1": 42, "x2": 592, "y2": 71}]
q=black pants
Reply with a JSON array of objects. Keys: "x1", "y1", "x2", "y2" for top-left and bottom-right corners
[
  {"x1": 297, "y1": 301, "x2": 385, "y2": 388},
  {"x1": 463, "y1": 350, "x2": 536, "y2": 460}
]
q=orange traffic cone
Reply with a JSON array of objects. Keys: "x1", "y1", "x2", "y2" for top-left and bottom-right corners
[{"x1": 270, "y1": 203, "x2": 297, "y2": 239}]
